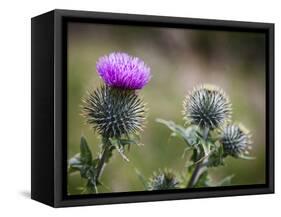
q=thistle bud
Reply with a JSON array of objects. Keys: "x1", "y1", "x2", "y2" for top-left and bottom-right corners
[
  {"x1": 220, "y1": 124, "x2": 252, "y2": 157},
  {"x1": 148, "y1": 169, "x2": 179, "y2": 190},
  {"x1": 82, "y1": 85, "x2": 147, "y2": 138},
  {"x1": 183, "y1": 84, "x2": 232, "y2": 129}
]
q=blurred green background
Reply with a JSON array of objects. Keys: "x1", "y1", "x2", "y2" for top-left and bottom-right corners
[{"x1": 67, "y1": 22, "x2": 266, "y2": 195}]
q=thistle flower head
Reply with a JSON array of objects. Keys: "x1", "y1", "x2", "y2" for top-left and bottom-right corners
[
  {"x1": 220, "y1": 124, "x2": 252, "y2": 158},
  {"x1": 82, "y1": 85, "x2": 147, "y2": 138},
  {"x1": 183, "y1": 84, "x2": 232, "y2": 129},
  {"x1": 96, "y1": 52, "x2": 151, "y2": 90},
  {"x1": 148, "y1": 169, "x2": 179, "y2": 190}
]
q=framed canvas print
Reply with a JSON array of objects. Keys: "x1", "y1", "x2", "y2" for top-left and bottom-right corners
[{"x1": 31, "y1": 9, "x2": 274, "y2": 207}]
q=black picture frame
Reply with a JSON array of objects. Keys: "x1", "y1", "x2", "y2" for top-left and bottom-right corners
[{"x1": 31, "y1": 9, "x2": 274, "y2": 207}]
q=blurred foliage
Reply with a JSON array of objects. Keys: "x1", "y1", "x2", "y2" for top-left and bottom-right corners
[{"x1": 67, "y1": 23, "x2": 266, "y2": 195}]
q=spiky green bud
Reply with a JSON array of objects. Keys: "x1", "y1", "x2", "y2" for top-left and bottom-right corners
[
  {"x1": 148, "y1": 169, "x2": 179, "y2": 190},
  {"x1": 220, "y1": 124, "x2": 252, "y2": 157},
  {"x1": 183, "y1": 84, "x2": 232, "y2": 129},
  {"x1": 82, "y1": 85, "x2": 147, "y2": 138}
]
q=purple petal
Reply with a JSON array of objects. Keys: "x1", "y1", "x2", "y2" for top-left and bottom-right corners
[{"x1": 96, "y1": 52, "x2": 151, "y2": 89}]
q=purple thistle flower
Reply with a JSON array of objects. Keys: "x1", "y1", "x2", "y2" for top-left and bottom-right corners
[{"x1": 96, "y1": 52, "x2": 151, "y2": 90}]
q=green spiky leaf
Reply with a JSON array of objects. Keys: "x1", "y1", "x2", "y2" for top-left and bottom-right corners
[
  {"x1": 80, "y1": 136, "x2": 92, "y2": 165},
  {"x1": 156, "y1": 119, "x2": 199, "y2": 147}
]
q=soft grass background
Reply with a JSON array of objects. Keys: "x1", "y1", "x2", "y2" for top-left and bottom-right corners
[{"x1": 67, "y1": 22, "x2": 266, "y2": 195}]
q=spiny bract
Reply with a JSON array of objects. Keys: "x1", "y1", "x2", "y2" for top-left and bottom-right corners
[
  {"x1": 82, "y1": 85, "x2": 147, "y2": 138},
  {"x1": 220, "y1": 124, "x2": 252, "y2": 157},
  {"x1": 183, "y1": 84, "x2": 232, "y2": 129},
  {"x1": 148, "y1": 169, "x2": 179, "y2": 190}
]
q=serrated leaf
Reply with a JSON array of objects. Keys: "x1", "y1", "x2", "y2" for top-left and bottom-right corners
[
  {"x1": 80, "y1": 136, "x2": 92, "y2": 165},
  {"x1": 156, "y1": 119, "x2": 199, "y2": 147}
]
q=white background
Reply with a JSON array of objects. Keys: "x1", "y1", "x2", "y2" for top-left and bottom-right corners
[{"x1": 0, "y1": 0, "x2": 279, "y2": 215}]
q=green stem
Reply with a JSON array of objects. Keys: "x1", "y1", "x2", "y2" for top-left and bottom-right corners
[
  {"x1": 187, "y1": 127, "x2": 209, "y2": 188},
  {"x1": 95, "y1": 137, "x2": 112, "y2": 184},
  {"x1": 187, "y1": 161, "x2": 207, "y2": 188}
]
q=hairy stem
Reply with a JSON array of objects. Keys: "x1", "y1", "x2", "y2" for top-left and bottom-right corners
[{"x1": 187, "y1": 127, "x2": 209, "y2": 188}]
